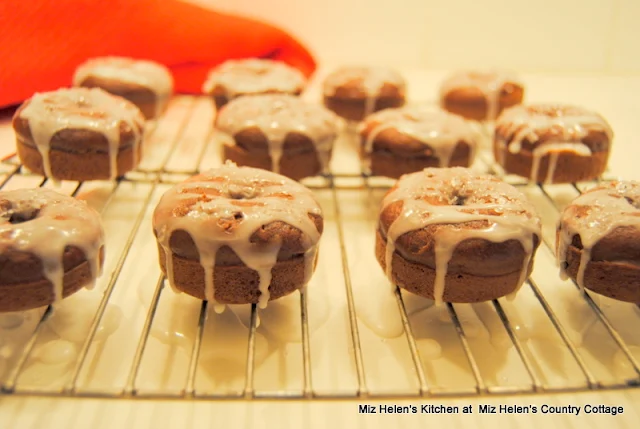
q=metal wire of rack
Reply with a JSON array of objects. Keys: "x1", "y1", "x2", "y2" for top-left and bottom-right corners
[{"x1": 0, "y1": 96, "x2": 638, "y2": 401}]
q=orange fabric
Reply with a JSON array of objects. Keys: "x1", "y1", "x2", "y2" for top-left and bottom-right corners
[{"x1": 0, "y1": 0, "x2": 316, "y2": 107}]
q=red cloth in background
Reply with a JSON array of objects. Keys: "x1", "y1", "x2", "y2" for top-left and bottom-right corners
[{"x1": 0, "y1": 0, "x2": 316, "y2": 108}]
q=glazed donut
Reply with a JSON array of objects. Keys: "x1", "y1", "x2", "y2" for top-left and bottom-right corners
[
  {"x1": 359, "y1": 106, "x2": 479, "y2": 178},
  {"x1": 202, "y1": 59, "x2": 306, "y2": 109},
  {"x1": 0, "y1": 188, "x2": 105, "y2": 312},
  {"x1": 323, "y1": 66, "x2": 406, "y2": 121},
  {"x1": 152, "y1": 162, "x2": 323, "y2": 310},
  {"x1": 216, "y1": 94, "x2": 339, "y2": 180},
  {"x1": 494, "y1": 104, "x2": 613, "y2": 184},
  {"x1": 73, "y1": 56, "x2": 174, "y2": 119},
  {"x1": 557, "y1": 181, "x2": 640, "y2": 303},
  {"x1": 440, "y1": 70, "x2": 524, "y2": 121},
  {"x1": 376, "y1": 167, "x2": 541, "y2": 304},
  {"x1": 13, "y1": 88, "x2": 145, "y2": 181}
]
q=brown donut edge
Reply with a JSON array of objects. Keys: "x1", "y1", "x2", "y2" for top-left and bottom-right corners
[
  {"x1": 563, "y1": 244, "x2": 640, "y2": 303},
  {"x1": 367, "y1": 149, "x2": 471, "y2": 179},
  {"x1": 76, "y1": 77, "x2": 167, "y2": 120},
  {"x1": 441, "y1": 85, "x2": 524, "y2": 121},
  {"x1": 222, "y1": 142, "x2": 327, "y2": 181},
  {"x1": 17, "y1": 137, "x2": 142, "y2": 181},
  {"x1": 0, "y1": 248, "x2": 104, "y2": 313},
  {"x1": 494, "y1": 144, "x2": 609, "y2": 183},
  {"x1": 362, "y1": 128, "x2": 474, "y2": 178},
  {"x1": 323, "y1": 95, "x2": 406, "y2": 121},
  {"x1": 375, "y1": 230, "x2": 533, "y2": 302},
  {"x1": 210, "y1": 86, "x2": 304, "y2": 111},
  {"x1": 156, "y1": 244, "x2": 317, "y2": 304}
]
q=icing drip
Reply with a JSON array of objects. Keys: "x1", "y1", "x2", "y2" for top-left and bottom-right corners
[
  {"x1": 18, "y1": 88, "x2": 144, "y2": 180},
  {"x1": 216, "y1": 94, "x2": 338, "y2": 174},
  {"x1": 323, "y1": 67, "x2": 406, "y2": 118},
  {"x1": 530, "y1": 142, "x2": 592, "y2": 184},
  {"x1": 381, "y1": 168, "x2": 540, "y2": 305},
  {"x1": 73, "y1": 56, "x2": 174, "y2": 115},
  {"x1": 153, "y1": 162, "x2": 323, "y2": 309},
  {"x1": 202, "y1": 59, "x2": 305, "y2": 99},
  {"x1": 557, "y1": 181, "x2": 640, "y2": 288},
  {"x1": 0, "y1": 188, "x2": 105, "y2": 305},
  {"x1": 360, "y1": 106, "x2": 479, "y2": 169},
  {"x1": 495, "y1": 104, "x2": 613, "y2": 183},
  {"x1": 439, "y1": 70, "x2": 522, "y2": 121}
]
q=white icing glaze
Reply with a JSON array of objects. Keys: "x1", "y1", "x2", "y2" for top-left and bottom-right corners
[
  {"x1": 48, "y1": 294, "x2": 122, "y2": 343},
  {"x1": 381, "y1": 168, "x2": 540, "y2": 305},
  {"x1": 439, "y1": 70, "x2": 522, "y2": 121},
  {"x1": 360, "y1": 106, "x2": 479, "y2": 169},
  {"x1": 417, "y1": 338, "x2": 442, "y2": 361},
  {"x1": 0, "y1": 188, "x2": 105, "y2": 305},
  {"x1": 495, "y1": 104, "x2": 613, "y2": 183},
  {"x1": 73, "y1": 56, "x2": 173, "y2": 117},
  {"x1": 202, "y1": 59, "x2": 305, "y2": 98},
  {"x1": 18, "y1": 88, "x2": 144, "y2": 180},
  {"x1": 34, "y1": 340, "x2": 77, "y2": 365},
  {"x1": 323, "y1": 66, "x2": 406, "y2": 118},
  {"x1": 471, "y1": 302, "x2": 512, "y2": 349},
  {"x1": 152, "y1": 162, "x2": 323, "y2": 310},
  {"x1": 557, "y1": 181, "x2": 640, "y2": 288},
  {"x1": 229, "y1": 288, "x2": 330, "y2": 343},
  {"x1": 216, "y1": 94, "x2": 338, "y2": 174}
]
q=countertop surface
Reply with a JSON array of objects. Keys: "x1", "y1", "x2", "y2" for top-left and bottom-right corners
[{"x1": 0, "y1": 68, "x2": 639, "y2": 428}]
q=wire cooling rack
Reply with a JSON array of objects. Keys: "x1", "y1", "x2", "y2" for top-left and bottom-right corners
[{"x1": 0, "y1": 96, "x2": 638, "y2": 400}]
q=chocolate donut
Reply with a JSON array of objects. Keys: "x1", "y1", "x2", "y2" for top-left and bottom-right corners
[
  {"x1": 323, "y1": 66, "x2": 406, "y2": 121},
  {"x1": 152, "y1": 162, "x2": 323, "y2": 310},
  {"x1": 376, "y1": 167, "x2": 541, "y2": 304},
  {"x1": 557, "y1": 181, "x2": 640, "y2": 303},
  {"x1": 494, "y1": 104, "x2": 613, "y2": 184},
  {"x1": 0, "y1": 188, "x2": 105, "y2": 312},
  {"x1": 359, "y1": 107, "x2": 479, "y2": 178},
  {"x1": 440, "y1": 70, "x2": 524, "y2": 121},
  {"x1": 13, "y1": 88, "x2": 145, "y2": 181},
  {"x1": 216, "y1": 94, "x2": 338, "y2": 180},
  {"x1": 202, "y1": 59, "x2": 306, "y2": 109},
  {"x1": 73, "y1": 56, "x2": 174, "y2": 119}
]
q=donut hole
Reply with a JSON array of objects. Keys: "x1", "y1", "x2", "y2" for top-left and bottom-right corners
[
  {"x1": 624, "y1": 196, "x2": 640, "y2": 209},
  {"x1": 452, "y1": 194, "x2": 467, "y2": 206},
  {"x1": 227, "y1": 183, "x2": 258, "y2": 200},
  {"x1": 7, "y1": 208, "x2": 40, "y2": 224}
]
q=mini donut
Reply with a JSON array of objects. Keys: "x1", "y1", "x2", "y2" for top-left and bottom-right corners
[
  {"x1": 494, "y1": 104, "x2": 613, "y2": 184},
  {"x1": 0, "y1": 188, "x2": 105, "y2": 312},
  {"x1": 152, "y1": 162, "x2": 323, "y2": 310},
  {"x1": 323, "y1": 66, "x2": 406, "y2": 121},
  {"x1": 73, "y1": 56, "x2": 174, "y2": 119},
  {"x1": 202, "y1": 59, "x2": 306, "y2": 109},
  {"x1": 440, "y1": 70, "x2": 524, "y2": 121},
  {"x1": 216, "y1": 94, "x2": 338, "y2": 180},
  {"x1": 12, "y1": 88, "x2": 145, "y2": 181},
  {"x1": 359, "y1": 106, "x2": 479, "y2": 178},
  {"x1": 376, "y1": 167, "x2": 541, "y2": 304},
  {"x1": 557, "y1": 181, "x2": 640, "y2": 303}
]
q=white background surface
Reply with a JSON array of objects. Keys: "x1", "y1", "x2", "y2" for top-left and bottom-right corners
[{"x1": 189, "y1": 0, "x2": 640, "y2": 73}]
